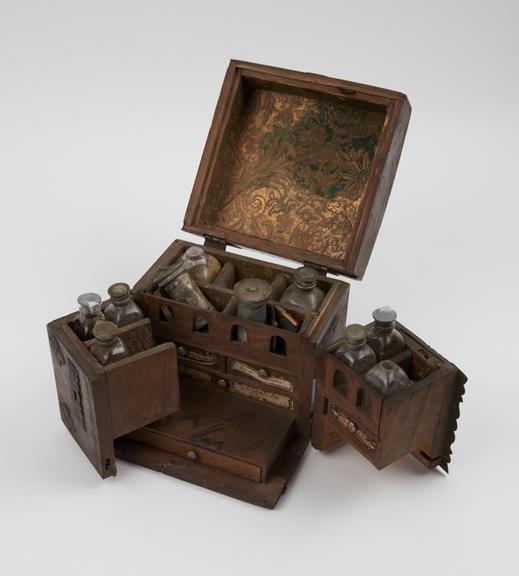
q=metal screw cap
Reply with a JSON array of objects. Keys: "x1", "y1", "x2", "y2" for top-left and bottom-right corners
[
  {"x1": 344, "y1": 324, "x2": 367, "y2": 346},
  {"x1": 108, "y1": 282, "x2": 131, "y2": 305},
  {"x1": 187, "y1": 450, "x2": 198, "y2": 461},
  {"x1": 372, "y1": 306, "x2": 398, "y2": 324},
  {"x1": 93, "y1": 320, "x2": 119, "y2": 343},
  {"x1": 294, "y1": 266, "x2": 318, "y2": 289},
  {"x1": 234, "y1": 278, "x2": 272, "y2": 305}
]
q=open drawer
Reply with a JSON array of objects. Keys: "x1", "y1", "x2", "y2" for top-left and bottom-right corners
[
  {"x1": 312, "y1": 322, "x2": 466, "y2": 471},
  {"x1": 47, "y1": 316, "x2": 179, "y2": 478}
]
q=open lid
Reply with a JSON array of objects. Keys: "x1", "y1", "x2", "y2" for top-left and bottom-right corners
[{"x1": 183, "y1": 60, "x2": 411, "y2": 279}]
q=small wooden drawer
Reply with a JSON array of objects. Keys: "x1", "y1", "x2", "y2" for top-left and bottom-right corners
[
  {"x1": 125, "y1": 381, "x2": 295, "y2": 483},
  {"x1": 227, "y1": 357, "x2": 294, "y2": 392},
  {"x1": 175, "y1": 342, "x2": 225, "y2": 371},
  {"x1": 48, "y1": 317, "x2": 179, "y2": 478},
  {"x1": 128, "y1": 427, "x2": 262, "y2": 482}
]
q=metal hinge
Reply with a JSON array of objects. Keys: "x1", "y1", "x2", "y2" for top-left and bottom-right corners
[
  {"x1": 204, "y1": 235, "x2": 227, "y2": 251},
  {"x1": 303, "y1": 261, "x2": 329, "y2": 277}
]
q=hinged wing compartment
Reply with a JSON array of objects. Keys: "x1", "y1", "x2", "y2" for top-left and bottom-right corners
[
  {"x1": 48, "y1": 316, "x2": 180, "y2": 478},
  {"x1": 184, "y1": 60, "x2": 411, "y2": 278},
  {"x1": 312, "y1": 322, "x2": 467, "y2": 472}
]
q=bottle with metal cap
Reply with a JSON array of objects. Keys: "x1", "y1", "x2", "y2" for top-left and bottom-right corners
[
  {"x1": 364, "y1": 360, "x2": 411, "y2": 395},
  {"x1": 72, "y1": 292, "x2": 105, "y2": 340},
  {"x1": 334, "y1": 324, "x2": 377, "y2": 373},
  {"x1": 90, "y1": 320, "x2": 129, "y2": 366},
  {"x1": 184, "y1": 246, "x2": 221, "y2": 284},
  {"x1": 104, "y1": 282, "x2": 144, "y2": 327},
  {"x1": 279, "y1": 266, "x2": 325, "y2": 312},
  {"x1": 233, "y1": 278, "x2": 272, "y2": 342},
  {"x1": 154, "y1": 248, "x2": 216, "y2": 314},
  {"x1": 366, "y1": 306, "x2": 406, "y2": 361}
]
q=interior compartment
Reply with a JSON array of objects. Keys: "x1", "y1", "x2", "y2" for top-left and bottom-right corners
[
  {"x1": 125, "y1": 380, "x2": 295, "y2": 483},
  {"x1": 149, "y1": 243, "x2": 332, "y2": 333},
  {"x1": 69, "y1": 317, "x2": 160, "y2": 369}
]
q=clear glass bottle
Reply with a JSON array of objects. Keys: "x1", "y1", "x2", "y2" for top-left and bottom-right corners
[
  {"x1": 184, "y1": 246, "x2": 221, "y2": 284},
  {"x1": 90, "y1": 321, "x2": 129, "y2": 366},
  {"x1": 364, "y1": 360, "x2": 411, "y2": 395},
  {"x1": 366, "y1": 306, "x2": 406, "y2": 361},
  {"x1": 104, "y1": 283, "x2": 144, "y2": 327},
  {"x1": 280, "y1": 266, "x2": 325, "y2": 312},
  {"x1": 234, "y1": 278, "x2": 272, "y2": 342},
  {"x1": 72, "y1": 292, "x2": 105, "y2": 341},
  {"x1": 334, "y1": 324, "x2": 377, "y2": 373}
]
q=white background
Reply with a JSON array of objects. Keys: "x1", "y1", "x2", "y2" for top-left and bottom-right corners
[{"x1": 1, "y1": 1, "x2": 517, "y2": 574}]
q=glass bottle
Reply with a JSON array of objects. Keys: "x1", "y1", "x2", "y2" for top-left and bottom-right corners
[
  {"x1": 364, "y1": 360, "x2": 411, "y2": 395},
  {"x1": 154, "y1": 250, "x2": 216, "y2": 313},
  {"x1": 90, "y1": 321, "x2": 129, "y2": 366},
  {"x1": 366, "y1": 306, "x2": 406, "y2": 361},
  {"x1": 334, "y1": 324, "x2": 377, "y2": 373},
  {"x1": 184, "y1": 246, "x2": 221, "y2": 284},
  {"x1": 280, "y1": 266, "x2": 325, "y2": 312},
  {"x1": 233, "y1": 278, "x2": 272, "y2": 342},
  {"x1": 72, "y1": 292, "x2": 105, "y2": 341},
  {"x1": 212, "y1": 261, "x2": 236, "y2": 289},
  {"x1": 104, "y1": 283, "x2": 144, "y2": 327}
]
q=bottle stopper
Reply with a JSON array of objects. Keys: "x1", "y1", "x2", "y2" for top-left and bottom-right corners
[
  {"x1": 93, "y1": 320, "x2": 119, "y2": 343},
  {"x1": 294, "y1": 266, "x2": 318, "y2": 290}
]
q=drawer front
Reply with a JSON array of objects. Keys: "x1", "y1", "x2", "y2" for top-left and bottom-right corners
[
  {"x1": 127, "y1": 428, "x2": 261, "y2": 482},
  {"x1": 326, "y1": 402, "x2": 379, "y2": 455},
  {"x1": 227, "y1": 358, "x2": 294, "y2": 392},
  {"x1": 175, "y1": 343, "x2": 225, "y2": 371}
]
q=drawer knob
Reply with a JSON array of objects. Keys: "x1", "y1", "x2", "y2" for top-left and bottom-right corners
[
  {"x1": 218, "y1": 378, "x2": 228, "y2": 388},
  {"x1": 187, "y1": 450, "x2": 198, "y2": 461},
  {"x1": 177, "y1": 346, "x2": 186, "y2": 357},
  {"x1": 258, "y1": 368, "x2": 269, "y2": 378}
]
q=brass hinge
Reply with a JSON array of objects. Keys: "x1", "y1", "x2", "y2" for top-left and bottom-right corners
[{"x1": 204, "y1": 235, "x2": 227, "y2": 251}]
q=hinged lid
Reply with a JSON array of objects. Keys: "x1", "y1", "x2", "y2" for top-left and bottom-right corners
[{"x1": 183, "y1": 60, "x2": 411, "y2": 279}]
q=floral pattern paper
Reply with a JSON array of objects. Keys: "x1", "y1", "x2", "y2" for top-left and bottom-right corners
[{"x1": 202, "y1": 88, "x2": 386, "y2": 261}]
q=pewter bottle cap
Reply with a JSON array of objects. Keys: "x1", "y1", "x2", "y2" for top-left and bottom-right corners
[
  {"x1": 372, "y1": 306, "x2": 398, "y2": 324},
  {"x1": 77, "y1": 292, "x2": 102, "y2": 315},
  {"x1": 93, "y1": 320, "x2": 119, "y2": 343},
  {"x1": 344, "y1": 324, "x2": 367, "y2": 346},
  {"x1": 294, "y1": 266, "x2": 318, "y2": 290},
  {"x1": 234, "y1": 278, "x2": 272, "y2": 305},
  {"x1": 108, "y1": 282, "x2": 131, "y2": 305}
]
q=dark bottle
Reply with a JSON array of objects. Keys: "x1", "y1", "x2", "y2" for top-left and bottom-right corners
[
  {"x1": 104, "y1": 283, "x2": 144, "y2": 327},
  {"x1": 364, "y1": 360, "x2": 411, "y2": 395},
  {"x1": 72, "y1": 292, "x2": 105, "y2": 340},
  {"x1": 334, "y1": 324, "x2": 377, "y2": 373},
  {"x1": 90, "y1": 321, "x2": 129, "y2": 366},
  {"x1": 280, "y1": 266, "x2": 325, "y2": 312},
  {"x1": 234, "y1": 278, "x2": 272, "y2": 342},
  {"x1": 366, "y1": 306, "x2": 406, "y2": 361}
]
